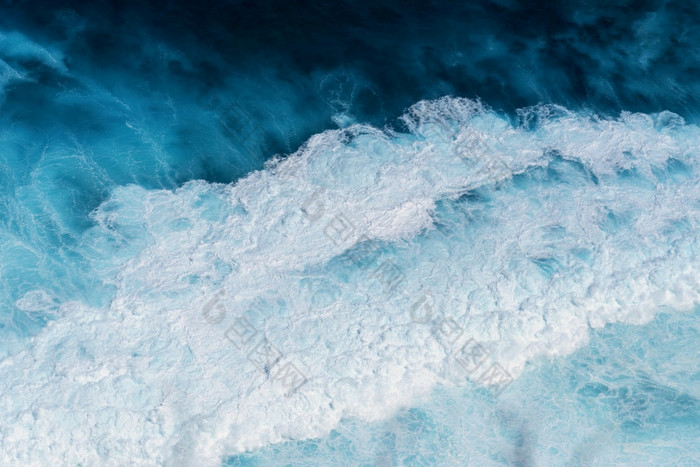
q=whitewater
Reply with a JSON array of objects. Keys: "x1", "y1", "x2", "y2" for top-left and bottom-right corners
[{"x1": 0, "y1": 96, "x2": 696, "y2": 465}]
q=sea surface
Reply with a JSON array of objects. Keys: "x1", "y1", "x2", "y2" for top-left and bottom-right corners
[{"x1": 0, "y1": 1, "x2": 698, "y2": 465}]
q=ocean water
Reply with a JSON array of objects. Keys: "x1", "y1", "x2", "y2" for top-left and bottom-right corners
[{"x1": 0, "y1": 1, "x2": 698, "y2": 465}]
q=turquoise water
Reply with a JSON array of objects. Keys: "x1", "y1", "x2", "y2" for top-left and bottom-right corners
[
  {"x1": 227, "y1": 307, "x2": 700, "y2": 466},
  {"x1": 0, "y1": 1, "x2": 698, "y2": 465}
]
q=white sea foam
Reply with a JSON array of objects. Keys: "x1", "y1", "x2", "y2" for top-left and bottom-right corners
[{"x1": 0, "y1": 97, "x2": 698, "y2": 465}]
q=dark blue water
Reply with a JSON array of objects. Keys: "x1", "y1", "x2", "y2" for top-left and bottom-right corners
[
  {"x1": 5, "y1": 0, "x2": 700, "y2": 334},
  {"x1": 0, "y1": 1, "x2": 698, "y2": 465}
]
